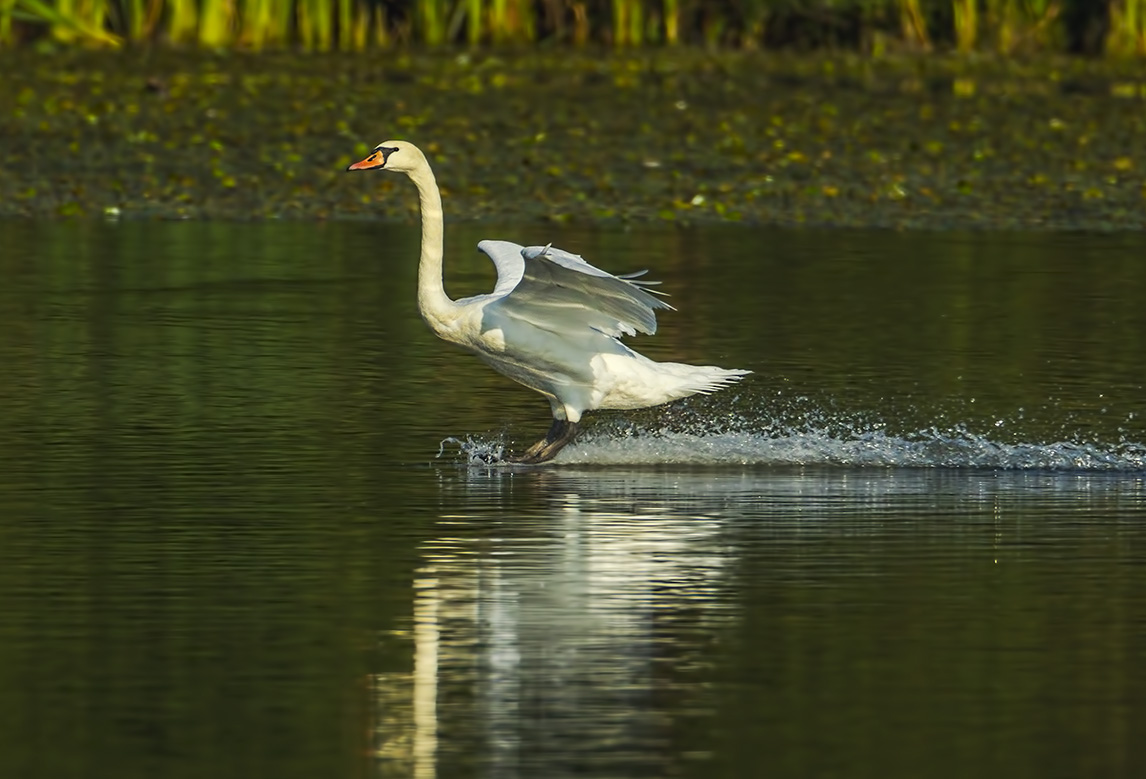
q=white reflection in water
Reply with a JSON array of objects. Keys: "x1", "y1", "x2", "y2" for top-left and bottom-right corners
[
  {"x1": 412, "y1": 575, "x2": 439, "y2": 779},
  {"x1": 398, "y1": 474, "x2": 736, "y2": 778},
  {"x1": 377, "y1": 467, "x2": 1146, "y2": 777}
]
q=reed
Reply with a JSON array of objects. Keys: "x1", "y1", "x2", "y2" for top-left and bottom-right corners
[
  {"x1": 570, "y1": 0, "x2": 589, "y2": 45},
  {"x1": 952, "y1": 0, "x2": 977, "y2": 52},
  {"x1": 372, "y1": 2, "x2": 387, "y2": 47},
  {"x1": 337, "y1": 0, "x2": 351, "y2": 49},
  {"x1": 237, "y1": 0, "x2": 269, "y2": 48},
  {"x1": 52, "y1": 0, "x2": 80, "y2": 43},
  {"x1": 464, "y1": 0, "x2": 480, "y2": 44},
  {"x1": 0, "y1": 0, "x2": 1141, "y2": 57},
  {"x1": 612, "y1": 0, "x2": 627, "y2": 45},
  {"x1": 419, "y1": 0, "x2": 445, "y2": 45},
  {"x1": 489, "y1": 0, "x2": 532, "y2": 43},
  {"x1": 108, "y1": 0, "x2": 153, "y2": 41},
  {"x1": 2, "y1": 0, "x2": 26, "y2": 44},
  {"x1": 1108, "y1": 0, "x2": 1146, "y2": 56},
  {"x1": 987, "y1": 0, "x2": 1018, "y2": 53},
  {"x1": 300, "y1": 0, "x2": 335, "y2": 50},
  {"x1": 627, "y1": 0, "x2": 643, "y2": 45},
  {"x1": 491, "y1": 0, "x2": 508, "y2": 42},
  {"x1": 165, "y1": 0, "x2": 197, "y2": 44},
  {"x1": 898, "y1": 0, "x2": 930, "y2": 49},
  {"x1": 737, "y1": 0, "x2": 769, "y2": 48},
  {"x1": 517, "y1": 0, "x2": 535, "y2": 41},
  {"x1": 605, "y1": 0, "x2": 652, "y2": 46},
  {"x1": 663, "y1": 0, "x2": 677, "y2": 44},
  {"x1": 198, "y1": 0, "x2": 232, "y2": 47},
  {"x1": 984, "y1": 0, "x2": 1059, "y2": 53},
  {"x1": 52, "y1": 0, "x2": 107, "y2": 43},
  {"x1": 3, "y1": 0, "x2": 120, "y2": 45}
]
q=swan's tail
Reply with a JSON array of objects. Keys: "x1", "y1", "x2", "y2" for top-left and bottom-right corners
[
  {"x1": 656, "y1": 362, "x2": 751, "y2": 401},
  {"x1": 592, "y1": 352, "x2": 750, "y2": 411}
]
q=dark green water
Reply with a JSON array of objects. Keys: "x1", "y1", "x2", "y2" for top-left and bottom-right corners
[{"x1": 1, "y1": 221, "x2": 1144, "y2": 778}]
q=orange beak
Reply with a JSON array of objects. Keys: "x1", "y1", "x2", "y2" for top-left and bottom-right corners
[{"x1": 347, "y1": 151, "x2": 385, "y2": 171}]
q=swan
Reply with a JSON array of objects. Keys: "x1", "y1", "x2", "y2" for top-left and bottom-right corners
[{"x1": 347, "y1": 140, "x2": 749, "y2": 463}]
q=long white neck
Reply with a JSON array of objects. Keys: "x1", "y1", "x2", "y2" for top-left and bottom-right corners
[{"x1": 406, "y1": 160, "x2": 456, "y2": 336}]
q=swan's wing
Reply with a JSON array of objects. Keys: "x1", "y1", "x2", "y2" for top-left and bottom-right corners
[
  {"x1": 478, "y1": 241, "x2": 673, "y2": 338},
  {"x1": 518, "y1": 244, "x2": 674, "y2": 336},
  {"x1": 476, "y1": 240, "x2": 527, "y2": 298}
]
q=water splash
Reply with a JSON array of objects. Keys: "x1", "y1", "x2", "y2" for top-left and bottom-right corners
[
  {"x1": 559, "y1": 424, "x2": 1146, "y2": 470},
  {"x1": 438, "y1": 435, "x2": 506, "y2": 465},
  {"x1": 439, "y1": 396, "x2": 1146, "y2": 471}
]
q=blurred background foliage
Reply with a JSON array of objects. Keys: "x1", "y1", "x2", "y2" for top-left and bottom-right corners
[{"x1": 0, "y1": 0, "x2": 1143, "y2": 56}]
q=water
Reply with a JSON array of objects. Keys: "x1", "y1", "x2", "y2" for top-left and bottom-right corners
[{"x1": 1, "y1": 221, "x2": 1144, "y2": 778}]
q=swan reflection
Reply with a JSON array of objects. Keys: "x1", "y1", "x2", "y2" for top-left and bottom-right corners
[
  {"x1": 372, "y1": 467, "x2": 1146, "y2": 777},
  {"x1": 373, "y1": 470, "x2": 742, "y2": 778}
]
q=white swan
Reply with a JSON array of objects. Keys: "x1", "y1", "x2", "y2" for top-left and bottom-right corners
[{"x1": 348, "y1": 140, "x2": 749, "y2": 463}]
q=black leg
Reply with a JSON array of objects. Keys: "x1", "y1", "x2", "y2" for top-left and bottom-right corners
[{"x1": 508, "y1": 419, "x2": 581, "y2": 464}]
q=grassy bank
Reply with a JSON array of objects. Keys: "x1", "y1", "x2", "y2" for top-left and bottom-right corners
[
  {"x1": 2, "y1": 0, "x2": 1145, "y2": 56},
  {"x1": 1, "y1": 50, "x2": 1144, "y2": 229}
]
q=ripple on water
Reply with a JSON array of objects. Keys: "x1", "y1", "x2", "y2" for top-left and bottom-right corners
[{"x1": 442, "y1": 412, "x2": 1146, "y2": 471}]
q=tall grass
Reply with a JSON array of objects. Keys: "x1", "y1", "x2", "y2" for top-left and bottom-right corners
[
  {"x1": 662, "y1": 0, "x2": 677, "y2": 44},
  {"x1": 165, "y1": 0, "x2": 196, "y2": 43},
  {"x1": 984, "y1": 0, "x2": 1061, "y2": 53},
  {"x1": 0, "y1": 0, "x2": 1143, "y2": 57},
  {"x1": 1108, "y1": 0, "x2": 1146, "y2": 56},
  {"x1": 952, "y1": 0, "x2": 977, "y2": 51},
  {"x1": 898, "y1": 0, "x2": 931, "y2": 49}
]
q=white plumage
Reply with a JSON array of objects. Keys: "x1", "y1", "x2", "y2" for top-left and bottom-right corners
[{"x1": 348, "y1": 140, "x2": 749, "y2": 463}]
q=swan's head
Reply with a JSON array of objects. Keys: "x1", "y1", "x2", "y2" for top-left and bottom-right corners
[{"x1": 347, "y1": 140, "x2": 425, "y2": 174}]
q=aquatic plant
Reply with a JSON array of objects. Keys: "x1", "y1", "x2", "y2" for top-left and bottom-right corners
[
  {"x1": 0, "y1": 0, "x2": 1142, "y2": 56},
  {"x1": 1107, "y1": 0, "x2": 1146, "y2": 56},
  {"x1": 952, "y1": 0, "x2": 977, "y2": 52},
  {"x1": 986, "y1": 0, "x2": 1061, "y2": 54},
  {"x1": 15, "y1": 0, "x2": 122, "y2": 46},
  {"x1": 898, "y1": 0, "x2": 931, "y2": 49}
]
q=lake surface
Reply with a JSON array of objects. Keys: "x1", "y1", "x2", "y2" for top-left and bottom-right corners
[{"x1": 1, "y1": 221, "x2": 1144, "y2": 778}]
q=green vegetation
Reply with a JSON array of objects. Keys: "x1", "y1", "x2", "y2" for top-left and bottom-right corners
[
  {"x1": 1, "y1": 0, "x2": 1144, "y2": 55},
  {"x1": 2, "y1": 50, "x2": 1144, "y2": 228}
]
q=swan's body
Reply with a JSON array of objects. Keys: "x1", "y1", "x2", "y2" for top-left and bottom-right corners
[{"x1": 348, "y1": 140, "x2": 749, "y2": 463}]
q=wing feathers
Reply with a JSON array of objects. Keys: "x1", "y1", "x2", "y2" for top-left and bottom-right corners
[{"x1": 478, "y1": 240, "x2": 673, "y2": 338}]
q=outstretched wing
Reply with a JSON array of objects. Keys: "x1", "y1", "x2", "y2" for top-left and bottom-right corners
[
  {"x1": 477, "y1": 239, "x2": 673, "y2": 338},
  {"x1": 475, "y1": 239, "x2": 528, "y2": 298}
]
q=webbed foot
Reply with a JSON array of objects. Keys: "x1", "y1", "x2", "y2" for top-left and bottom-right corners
[{"x1": 508, "y1": 419, "x2": 580, "y2": 465}]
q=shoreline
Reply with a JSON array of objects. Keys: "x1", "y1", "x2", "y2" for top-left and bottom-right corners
[{"x1": 4, "y1": 50, "x2": 1145, "y2": 230}]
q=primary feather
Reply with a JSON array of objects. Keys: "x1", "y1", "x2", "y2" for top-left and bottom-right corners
[{"x1": 477, "y1": 240, "x2": 672, "y2": 338}]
